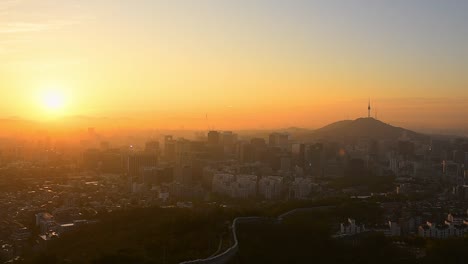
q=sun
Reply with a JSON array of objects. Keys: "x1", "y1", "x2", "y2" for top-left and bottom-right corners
[{"x1": 41, "y1": 89, "x2": 66, "y2": 111}]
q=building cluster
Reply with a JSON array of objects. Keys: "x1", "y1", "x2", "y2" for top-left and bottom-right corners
[
  {"x1": 210, "y1": 174, "x2": 287, "y2": 200},
  {"x1": 340, "y1": 218, "x2": 366, "y2": 235},
  {"x1": 1, "y1": 119, "x2": 468, "y2": 261},
  {"x1": 212, "y1": 174, "x2": 258, "y2": 199},
  {"x1": 339, "y1": 202, "x2": 468, "y2": 240},
  {"x1": 0, "y1": 169, "x2": 135, "y2": 261},
  {"x1": 418, "y1": 212, "x2": 468, "y2": 239},
  {"x1": 26, "y1": 124, "x2": 466, "y2": 204},
  {"x1": 339, "y1": 218, "x2": 402, "y2": 237},
  {"x1": 35, "y1": 211, "x2": 93, "y2": 248}
]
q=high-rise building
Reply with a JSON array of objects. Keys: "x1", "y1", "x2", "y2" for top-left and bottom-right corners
[
  {"x1": 174, "y1": 165, "x2": 192, "y2": 186},
  {"x1": 82, "y1": 149, "x2": 101, "y2": 170},
  {"x1": 238, "y1": 142, "x2": 254, "y2": 163},
  {"x1": 164, "y1": 136, "x2": 176, "y2": 161},
  {"x1": 145, "y1": 140, "x2": 160, "y2": 154},
  {"x1": 175, "y1": 138, "x2": 192, "y2": 165},
  {"x1": 221, "y1": 131, "x2": 237, "y2": 146},
  {"x1": 127, "y1": 152, "x2": 158, "y2": 178},
  {"x1": 305, "y1": 143, "x2": 324, "y2": 177},
  {"x1": 208, "y1": 131, "x2": 220, "y2": 146},
  {"x1": 221, "y1": 131, "x2": 236, "y2": 153},
  {"x1": 269, "y1": 133, "x2": 289, "y2": 149},
  {"x1": 251, "y1": 138, "x2": 266, "y2": 148},
  {"x1": 259, "y1": 176, "x2": 283, "y2": 199},
  {"x1": 101, "y1": 149, "x2": 122, "y2": 173},
  {"x1": 100, "y1": 141, "x2": 110, "y2": 150}
]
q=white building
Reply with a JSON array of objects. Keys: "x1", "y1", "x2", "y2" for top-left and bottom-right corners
[
  {"x1": 418, "y1": 221, "x2": 467, "y2": 239},
  {"x1": 290, "y1": 177, "x2": 313, "y2": 199},
  {"x1": 388, "y1": 221, "x2": 401, "y2": 237},
  {"x1": 212, "y1": 173, "x2": 235, "y2": 196},
  {"x1": 447, "y1": 213, "x2": 467, "y2": 226},
  {"x1": 233, "y1": 175, "x2": 257, "y2": 199},
  {"x1": 259, "y1": 176, "x2": 283, "y2": 200},
  {"x1": 340, "y1": 218, "x2": 365, "y2": 235},
  {"x1": 212, "y1": 173, "x2": 257, "y2": 199}
]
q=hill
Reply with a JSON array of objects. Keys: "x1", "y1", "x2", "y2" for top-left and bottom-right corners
[{"x1": 308, "y1": 118, "x2": 428, "y2": 141}]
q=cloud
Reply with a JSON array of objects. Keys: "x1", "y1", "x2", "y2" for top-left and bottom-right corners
[
  {"x1": 0, "y1": 22, "x2": 51, "y2": 34},
  {"x1": 0, "y1": 0, "x2": 22, "y2": 11},
  {"x1": 0, "y1": 0, "x2": 88, "y2": 56},
  {"x1": 0, "y1": 20, "x2": 79, "y2": 34},
  {"x1": 0, "y1": 20, "x2": 78, "y2": 56},
  {"x1": 0, "y1": 0, "x2": 87, "y2": 36}
]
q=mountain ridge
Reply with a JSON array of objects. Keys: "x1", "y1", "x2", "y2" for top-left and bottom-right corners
[{"x1": 307, "y1": 117, "x2": 429, "y2": 141}]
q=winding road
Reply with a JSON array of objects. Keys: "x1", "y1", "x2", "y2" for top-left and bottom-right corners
[{"x1": 179, "y1": 206, "x2": 335, "y2": 264}]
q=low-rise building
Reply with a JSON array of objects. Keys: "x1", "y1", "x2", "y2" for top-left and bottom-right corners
[{"x1": 35, "y1": 212, "x2": 57, "y2": 235}]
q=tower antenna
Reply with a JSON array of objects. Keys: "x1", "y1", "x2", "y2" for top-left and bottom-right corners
[{"x1": 368, "y1": 98, "x2": 371, "y2": 118}]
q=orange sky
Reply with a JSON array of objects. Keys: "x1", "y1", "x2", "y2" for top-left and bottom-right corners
[{"x1": 0, "y1": 0, "x2": 467, "y2": 131}]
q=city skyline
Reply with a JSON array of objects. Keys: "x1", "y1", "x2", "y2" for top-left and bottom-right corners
[
  {"x1": 0, "y1": 0, "x2": 467, "y2": 130},
  {"x1": 1, "y1": 2, "x2": 468, "y2": 263}
]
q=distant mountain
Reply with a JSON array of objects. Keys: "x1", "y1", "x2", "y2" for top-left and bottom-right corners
[
  {"x1": 0, "y1": 118, "x2": 37, "y2": 133},
  {"x1": 308, "y1": 118, "x2": 428, "y2": 141},
  {"x1": 283, "y1": 126, "x2": 312, "y2": 132},
  {"x1": 315, "y1": 120, "x2": 353, "y2": 133}
]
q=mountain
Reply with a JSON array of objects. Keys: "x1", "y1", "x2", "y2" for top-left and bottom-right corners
[
  {"x1": 0, "y1": 118, "x2": 38, "y2": 134},
  {"x1": 315, "y1": 120, "x2": 353, "y2": 133},
  {"x1": 308, "y1": 118, "x2": 428, "y2": 141}
]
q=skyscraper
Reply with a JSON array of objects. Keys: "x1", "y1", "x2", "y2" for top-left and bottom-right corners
[
  {"x1": 164, "y1": 136, "x2": 176, "y2": 161},
  {"x1": 127, "y1": 152, "x2": 158, "y2": 178},
  {"x1": 145, "y1": 141, "x2": 160, "y2": 154},
  {"x1": 207, "y1": 131, "x2": 220, "y2": 146},
  {"x1": 269, "y1": 133, "x2": 289, "y2": 149}
]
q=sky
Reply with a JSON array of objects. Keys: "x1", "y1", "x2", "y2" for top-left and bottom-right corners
[{"x1": 0, "y1": 0, "x2": 467, "y2": 130}]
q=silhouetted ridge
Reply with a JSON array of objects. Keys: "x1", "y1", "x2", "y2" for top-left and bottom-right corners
[
  {"x1": 317, "y1": 120, "x2": 353, "y2": 132},
  {"x1": 312, "y1": 118, "x2": 427, "y2": 141}
]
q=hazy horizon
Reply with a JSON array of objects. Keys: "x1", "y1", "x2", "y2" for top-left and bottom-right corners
[{"x1": 0, "y1": 114, "x2": 466, "y2": 140}]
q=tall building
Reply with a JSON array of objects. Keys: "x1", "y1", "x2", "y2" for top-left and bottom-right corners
[
  {"x1": 221, "y1": 131, "x2": 237, "y2": 146},
  {"x1": 221, "y1": 131, "x2": 237, "y2": 156},
  {"x1": 212, "y1": 174, "x2": 257, "y2": 199},
  {"x1": 289, "y1": 177, "x2": 313, "y2": 199},
  {"x1": 259, "y1": 176, "x2": 283, "y2": 199},
  {"x1": 175, "y1": 138, "x2": 192, "y2": 165},
  {"x1": 164, "y1": 136, "x2": 176, "y2": 161},
  {"x1": 174, "y1": 165, "x2": 192, "y2": 186},
  {"x1": 82, "y1": 148, "x2": 101, "y2": 170},
  {"x1": 251, "y1": 138, "x2": 266, "y2": 148},
  {"x1": 101, "y1": 149, "x2": 123, "y2": 173},
  {"x1": 127, "y1": 152, "x2": 158, "y2": 178},
  {"x1": 269, "y1": 133, "x2": 289, "y2": 149},
  {"x1": 208, "y1": 131, "x2": 220, "y2": 146},
  {"x1": 238, "y1": 142, "x2": 254, "y2": 163},
  {"x1": 304, "y1": 143, "x2": 324, "y2": 177},
  {"x1": 145, "y1": 140, "x2": 160, "y2": 154}
]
